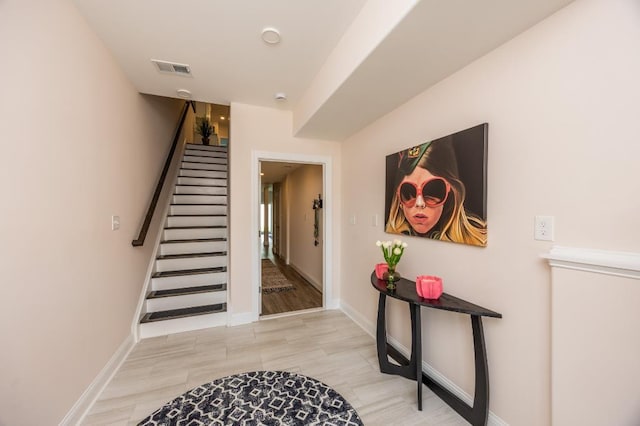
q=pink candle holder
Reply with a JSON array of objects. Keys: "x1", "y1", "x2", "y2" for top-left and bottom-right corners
[
  {"x1": 416, "y1": 275, "x2": 443, "y2": 299},
  {"x1": 375, "y1": 263, "x2": 389, "y2": 280}
]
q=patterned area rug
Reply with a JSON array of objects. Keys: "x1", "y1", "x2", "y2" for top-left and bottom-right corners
[
  {"x1": 138, "y1": 371, "x2": 363, "y2": 425},
  {"x1": 262, "y1": 259, "x2": 295, "y2": 294}
]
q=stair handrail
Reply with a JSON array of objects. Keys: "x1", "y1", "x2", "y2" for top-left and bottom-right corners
[{"x1": 132, "y1": 100, "x2": 194, "y2": 247}]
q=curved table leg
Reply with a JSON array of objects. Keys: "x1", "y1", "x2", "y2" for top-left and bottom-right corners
[{"x1": 376, "y1": 293, "x2": 423, "y2": 410}]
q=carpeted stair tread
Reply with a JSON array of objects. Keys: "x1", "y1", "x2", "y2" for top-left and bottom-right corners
[
  {"x1": 156, "y1": 251, "x2": 227, "y2": 260},
  {"x1": 161, "y1": 237, "x2": 227, "y2": 244},
  {"x1": 164, "y1": 225, "x2": 227, "y2": 230},
  {"x1": 152, "y1": 266, "x2": 226, "y2": 278},
  {"x1": 167, "y1": 214, "x2": 227, "y2": 217},
  {"x1": 141, "y1": 303, "x2": 227, "y2": 323},
  {"x1": 147, "y1": 284, "x2": 227, "y2": 299}
]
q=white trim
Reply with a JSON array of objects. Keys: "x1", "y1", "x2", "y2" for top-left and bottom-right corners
[
  {"x1": 229, "y1": 311, "x2": 255, "y2": 326},
  {"x1": 339, "y1": 300, "x2": 508, "y2": 426},
  {"x1": 59, "y1": 334, "x2": 134, "y2": 426},
  {"x1": 542, "y1": 246, "x2": 640, "y2": 280},
  {"x1": 260, "y1": 307, "x2": 324, "y2": 321},
  {"x1": 131, "y1": 139, "x2": 189, "y2": 341},
  {"x1": 251, "y1": 151, "x2": 334, "y2": 320},
  {"x1": 288, "y1": 262, "x2": 322, "y2": 292}
]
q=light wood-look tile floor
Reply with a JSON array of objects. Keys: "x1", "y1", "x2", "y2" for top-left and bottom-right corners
[{"x1": 82, "y1": 310, "x2": 467, "y2": 425}]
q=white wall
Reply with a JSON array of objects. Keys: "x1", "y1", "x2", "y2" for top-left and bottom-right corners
[
  {"x1": 340, "y1": 1, "x2": 640, "y2": 425},
  {"x1": 228, "y1": 103, "x2": 341, "y2": 319},
  {"x1": 286, "y1": 165, "x2": 323, "y2": 290},
  {"x1": 0, "y1": 1, "x2": 183, "y2": 424}
]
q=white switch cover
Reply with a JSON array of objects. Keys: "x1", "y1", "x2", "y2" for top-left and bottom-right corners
[
  {"x1": 112, "y1": 215, "x2": 120, "y2": 231},
  {"x1": 350, "y1": 214, "x2": 356, "y2": 225},
  {"x1": 372, "y1": 214, "x2": 378, "y2": 227},
  {"x1": 534, "y1": 215, "x2": 554, "y2": 241}
]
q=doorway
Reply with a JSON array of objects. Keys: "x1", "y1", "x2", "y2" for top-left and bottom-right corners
[{"x1": 259, "y1": 161, "x2": 323, "y2": 316}]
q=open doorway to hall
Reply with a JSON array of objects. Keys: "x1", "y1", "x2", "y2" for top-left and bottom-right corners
[{"x1": 259, "y1": 161, "x2": 323, "y2": 316}]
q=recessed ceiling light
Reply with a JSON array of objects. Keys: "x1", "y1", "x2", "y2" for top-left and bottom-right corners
[
  {"x1": 220, "y1": 116, "x2": 225, "y2": 120},
  {"x1": 261, "y1": 27, "x2": 281, "y2": 45},
  {"x1": 274, "y1": 92, "x2": 287, "y2": 101},
  {"x1": 260, "y1": 172, "x2": 265, "y2": 176},
  {"x1": 176, "y1": 89, "x2": 192, "y2": 99}
]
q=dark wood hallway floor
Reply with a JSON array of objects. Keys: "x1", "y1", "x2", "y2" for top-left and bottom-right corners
[{"x1": 261, "y1": 246, "x2": 322, "y2": 316}]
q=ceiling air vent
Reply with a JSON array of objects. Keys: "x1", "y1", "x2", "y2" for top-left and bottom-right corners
[{"x1": 151, "y1": 59, "x2": 192, "y2": 77}]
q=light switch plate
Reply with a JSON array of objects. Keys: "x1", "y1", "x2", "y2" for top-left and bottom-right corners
[{"x1": 112, "y1": 215, "x2": 120, "y2": 231}]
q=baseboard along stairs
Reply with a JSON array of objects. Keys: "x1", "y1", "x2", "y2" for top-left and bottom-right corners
[{"x1": 139, "y1": 143, "x2": 229, "y2": 339}]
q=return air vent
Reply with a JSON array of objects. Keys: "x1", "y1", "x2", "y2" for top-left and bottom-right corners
[{"x1": 151, "y1": 59, "x2": 192, "y2": 76}]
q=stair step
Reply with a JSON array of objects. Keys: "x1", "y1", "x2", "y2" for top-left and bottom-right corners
[
  {"x1": 183, "y1": 155, "x2": 227, "y2": 165},
  {"x1": 185, "y1": 149, "x2": 227, "y2": 159},
  {"x1": 170, "y1": 204, "x2": 227, "y2": 215},
  {"x1": 186, "y1": 143, "x2": 227, "y2": 152},
  {"x1": 179, "y1": 169, "x2": 227, "y2": 179},
  {"x1": 173, "y1": 194, "x2": 227, "y2": 204},
  {"x1": 140, "y1": 303, "x2": 227, "y2": 323},
  {"x1": 164, "y1": 226, "x2": 227, "y2": 240},
  {"x1": 177, "y1": 177, "x2": 227, "y2": 186},
  {"x1": 181, "y1": 162, "x2": 227, "y2": 171},
  {"x1": 152, "y1": 266, "x2": 226, "y2": 279},
  {"x1": 147, "y1": 284, "x2": 227, "y2": 299},
  {"x1": 156, "y1": 251, "x2": 227, "y2": 260},
  {"x1": 161, "y1": 237, "x2": 226, "y2": 243},
  {"x1": 175, "y1": 185, "x2": 227, "y2": 196},
  {"x1": 167, "y1": 215, "x2": 227, "y2": 228}
]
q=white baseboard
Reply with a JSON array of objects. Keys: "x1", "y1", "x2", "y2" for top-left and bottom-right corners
[
  {"x1": 288, "y1": 262, "x2": 322, "y2": 293},
  {"x1": 59, "y1": 334, "x2": 135, "y2": 426},
  {"x1": 229, "y1": 311, "x2": 255, "y2": 326},
  {"x1": 339, "y1": 300, "x2": 508, "y2": 426}
]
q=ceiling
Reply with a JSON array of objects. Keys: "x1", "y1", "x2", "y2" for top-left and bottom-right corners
[
  {"x1": 73, "y1": 0, "x2": 574, "y2": 141},
  {"x1": 260, "y1": 161, "x2": 302, "y2": 185}
]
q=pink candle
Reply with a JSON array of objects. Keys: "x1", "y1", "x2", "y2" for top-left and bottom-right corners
[
  {"x1": 416, "y1": 275, "x2": 443, "y2": 299},
  {"x1": 375, "y1": 263, "x2": 389, "y2": 279}
]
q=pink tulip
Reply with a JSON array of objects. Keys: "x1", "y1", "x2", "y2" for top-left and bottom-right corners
[
  {"x1": 416, "y1": 275, "x2": 443, "y2": 299},
  {"x1": 375, "y1": 263, "x2": 389, "y2": 279}
]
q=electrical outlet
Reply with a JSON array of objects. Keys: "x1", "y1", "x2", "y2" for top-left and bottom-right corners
[
  {"x1": 111, "y1": 215, "x2": 120, "y2": 231},
  {"x1": 534, "y1": 215, "x2": 554, "y2": 241}
]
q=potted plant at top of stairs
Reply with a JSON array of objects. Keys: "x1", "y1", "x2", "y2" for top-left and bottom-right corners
[{"x1": 196, "y1": 118, "x2": 215, "y2": 145}]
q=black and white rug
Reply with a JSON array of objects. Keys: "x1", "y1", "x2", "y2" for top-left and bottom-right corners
[{"x1": 138, "y1": 371, "x2": 363, "y2": 425}]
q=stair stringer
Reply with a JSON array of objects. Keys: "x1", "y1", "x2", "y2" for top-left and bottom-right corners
[
  {"x1": 131, "y1": 140, "x2": 189, "y2": 342},
  {"x1": 133, "y1": 143, "x2": 231, "y2": 340}
]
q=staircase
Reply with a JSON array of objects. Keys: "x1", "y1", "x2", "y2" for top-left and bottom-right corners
[{"x1": 139, "y1": 143, "x2": 229, "y2": 339}]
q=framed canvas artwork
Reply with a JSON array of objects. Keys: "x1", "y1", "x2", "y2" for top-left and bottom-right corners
[{"x1": 384, "y1": 123, "x2": 488, "y2": 247}]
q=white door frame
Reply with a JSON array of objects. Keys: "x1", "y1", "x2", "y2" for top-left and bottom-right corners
[{"x1": 251, "y1": 150, "x2": 333, "y2": 321}]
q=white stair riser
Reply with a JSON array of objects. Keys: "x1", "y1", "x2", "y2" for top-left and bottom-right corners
[
  {"x1": 177, "y1": 177, "x2": 227, "y2": 186},
  {"x1": 173, "y1": 194, "x2": 227, "y2": 204},
  {"x1": 146, "y1": 291, "x2": 227, "y2": 312},
  {"x1": 182, "y1": 162, "x2": 227, "y2": 171},
  {"x1": 185, "y1": 149, "x2": 227, "y2": 159},
  {"x1": 183, "y1": 155, "x2": 227, "y2": 165},
  {"x1": 152, "y1": 271, "x2": 227, "y2": 291},
  {"x1": 167, "y1": 216, "x2": 227, "y2": 227},
  {"x1": 186, "y1": 144, "x2": 227, "y2": 152},
  {"x1": 160, "y1": 240, "x2": 227, "y2": 256},
  {"x1": 169, "y1": 204, "x2": 227, "y2": 215},
  {"x1": 179, "y1": 169, "x2": 227, "y2": 179},
  {"x1": 139, "y1": 311, "x2": 228, "y2": 339},
  {"x1": 156, "y1": 255, "x2": 226, "y2": 272},
  {"x1": 175, "y1": 185, "x2": 227, "y2": 196},
  {"x1": 164, "y1": 227, "x2": 227, "y2": 240}
]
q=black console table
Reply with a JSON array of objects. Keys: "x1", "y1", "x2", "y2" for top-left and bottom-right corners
[{"x1": 371, "y1": 272, "x2": 502, "y2": 426}]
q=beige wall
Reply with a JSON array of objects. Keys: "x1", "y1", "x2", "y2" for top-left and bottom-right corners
[
  {"x1": 228, "y1": 103, "x2": 341, "y2": 317},
  {"x1": 340, "y1": 1, "x2": 640, "y2": 425},
  {"x1": 0, "y1": 1, "x2": 183, "y2": 424},
  {"x1": 286, "y1": 165, "x2": 323, "y2": 289}
]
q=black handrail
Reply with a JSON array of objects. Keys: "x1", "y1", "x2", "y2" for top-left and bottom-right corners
[{"x1": 132, "y1": 101, "x2": 192, "y2": 247}]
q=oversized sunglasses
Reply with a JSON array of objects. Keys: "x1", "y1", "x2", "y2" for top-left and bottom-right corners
[{"x1": 398, "y1": 177, "x2": 450, "y2": 207}]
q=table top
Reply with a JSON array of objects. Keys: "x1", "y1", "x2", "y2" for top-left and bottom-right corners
[{"x1": 370, "y1": 271, "x2": 502, "y2": 318}]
